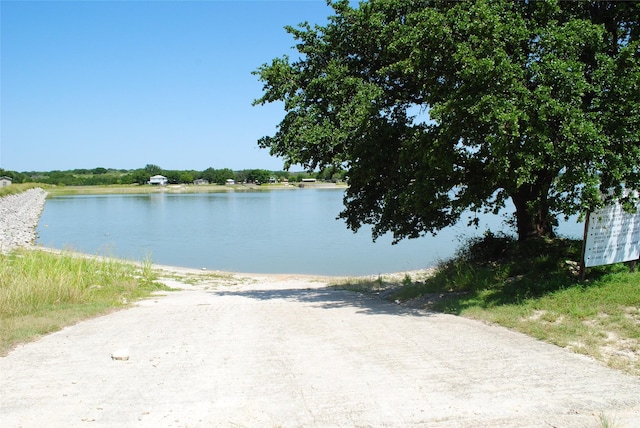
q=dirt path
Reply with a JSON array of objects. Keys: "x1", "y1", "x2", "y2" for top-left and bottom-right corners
[{"x1": 1, "y1": 270, "x2": 639, "y2": 427}]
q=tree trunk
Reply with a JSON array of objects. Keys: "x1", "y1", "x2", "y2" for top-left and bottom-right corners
[{"x1": 511, "y1": 185, "x2": 556, "y2": 241}]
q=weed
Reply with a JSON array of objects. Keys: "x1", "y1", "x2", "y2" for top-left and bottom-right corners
[
  {"x1": 0, "y1": 249, "x2": 170, "y2": 354},
  {"x1": 0, "y1": 183, "x2": 52, "y2": 198},
  {"x1": 402, "y1": 274, "x2": 413, "y2": 287},
  {"x1": 598, "y1": 412, "x2": 619, "y2": 428}
]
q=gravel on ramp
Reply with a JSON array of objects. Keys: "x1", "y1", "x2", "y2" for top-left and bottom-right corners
[{"x1": 1, "y1": 275, "x2": 639, "y2": 427}]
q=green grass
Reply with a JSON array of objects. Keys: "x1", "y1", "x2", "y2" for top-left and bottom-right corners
[
  {"x1": 0, "y1": 183, "x2": 52, "y2": 197},
  {"x1": 0, "y1": 249, "x2": 170, "y2": 355},
  {"x1": 44, "y1": 183, "x2": 301, "y2": 197},
  {"x1": 338, "y1": 233, "x2": 640, "y2": 375},
  {"x1": 45, "y1": 184, "x2": 228, "y2": 196}
]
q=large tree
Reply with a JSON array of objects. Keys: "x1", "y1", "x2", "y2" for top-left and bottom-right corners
[{"x1": 254, "y1": 0, "x2": 640, "y2": 242}]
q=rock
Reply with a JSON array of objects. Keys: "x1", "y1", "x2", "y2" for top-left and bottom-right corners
[
  {"x1": 0, "y1": 188, "x2": 47, "y2": 253},
  {"x1": 111, "y1": 349, "x2": 130, "y2": 361}
]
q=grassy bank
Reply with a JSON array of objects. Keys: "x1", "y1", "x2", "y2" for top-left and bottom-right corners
[
  {"x1": 337, "y1": 234, "x2": 640, "y2": 376},
  {"x1": 0, "y1": 183, "x2": 51, "y2": 198},
  {"x1": 0, "y1": 249, "x2": 169, "y2": 355},
  {"x1": 46, "y1": 184, "x2": 234, "y2": 196},
  {"x1": 44, "y1": 182, "x2": 340, "y2": 197},
  {"x1": 41, "y1": 182, "x2": 346, "y2": 197}
]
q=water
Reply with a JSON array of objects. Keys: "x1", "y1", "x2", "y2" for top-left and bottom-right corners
[{"x1": 36, "y1": 189, "x2": 585, "y2": 276}]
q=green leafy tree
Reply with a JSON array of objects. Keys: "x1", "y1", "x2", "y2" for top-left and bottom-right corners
[
  {"x1": 200, "y1": 168, "x2": 217, "y2": 183},
  {"x1": 0, "y1": 169, "x2": 27, "y2": 184},
  {"x1": 318, "y1": 165, "x2": 346, "y2": 182},
  {"x1": 254, "y1": 0, "x2": 640, "y2": 242},
  {"x1": 213, "y1": 168, "x2": 235, "y2": 184},
  {"x1": 243, "y1": 169, "x2": 272, "y2": 183},
  {"x1": 119, "y1": 173, "x2": 138, "y2": 185},
  {"x1": 234, "y1": 170, "x2": 248, "y2": 183},
  {"x1": 274, "y1": 170, "x2": 291, "y2": 182},
  {"x1": 130, "y1": 168, "x2": 152, "y2": 185},
  {"x1": 43, "y1": 170, "x2": 79, "y2": 186},
  {"x1": 288, "y1": 173, "x2": 302, "y2": 183},
  {"x1": 201, "y1": 167, "x2": 235, "y2": 184},
  {"x1": 180, "y1": 171, "x2": 196, "y2": 184},
  {"x1": 163, "y1": 170, "x2": 184, "y2": 184},
  {"x1": 144, "y1": 164, "x2": 163, "y2": 176}
]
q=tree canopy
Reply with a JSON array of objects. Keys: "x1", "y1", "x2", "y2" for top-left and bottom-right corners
[{"x1": 253, "y1": 0, "x2": 640, "y2": 242}]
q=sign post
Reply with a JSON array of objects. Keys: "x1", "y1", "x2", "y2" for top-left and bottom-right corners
[{"x1": 579, "y1": 213, "x2": 590, "y2": 281}]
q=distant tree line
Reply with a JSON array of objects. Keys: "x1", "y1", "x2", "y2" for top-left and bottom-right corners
[{"x1": 0, "y1": 165, "x2": 348, "y2": 186}]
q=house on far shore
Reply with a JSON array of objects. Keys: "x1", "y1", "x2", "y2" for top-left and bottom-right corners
[
  {"x1": 193, "y1": 178, "x2": 209, "y2": 185},
  {"x1": 0, "y1": 176, "x2": 12, "y2": 187},
  {"x1": 148, "y1": 175, "x2": 168, "y2": 186},
  {"x1": 225, "y1": 179, "x2": 235, "y2": 185}
]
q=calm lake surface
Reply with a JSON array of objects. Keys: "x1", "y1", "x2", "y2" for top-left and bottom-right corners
[{"x1": 36, "y1": 189, "x2": 584, "y2": 276}]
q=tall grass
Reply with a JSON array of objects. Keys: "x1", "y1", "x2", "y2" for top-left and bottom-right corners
[
  {"x1": 0, "y1": 183, "x2": 50, "y2": 198},
  {"x1": 0, "y1": 249, "x2": 167, "y2": 354}
]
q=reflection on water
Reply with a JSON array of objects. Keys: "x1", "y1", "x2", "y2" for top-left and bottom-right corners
[{"x1": 36, "y1": 189, "x2": 584, "y2": 275}]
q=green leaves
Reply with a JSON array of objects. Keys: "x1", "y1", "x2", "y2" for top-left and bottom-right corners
[{"x1": 254, "y1": 0, "x2": 640, "y2": 241}]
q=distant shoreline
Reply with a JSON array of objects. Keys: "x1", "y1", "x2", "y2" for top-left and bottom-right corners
[{"x1": 45, "y1": 182, "x2": 347, "y2": 197}]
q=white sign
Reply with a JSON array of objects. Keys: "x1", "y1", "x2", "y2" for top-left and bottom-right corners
[{"x1": 584, "y1": 202, "x2": 640, "y2": 268}]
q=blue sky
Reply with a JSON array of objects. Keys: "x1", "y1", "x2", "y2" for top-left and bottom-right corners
[{"x1": 1, "y1": 1, "x2": 335, "y2": 172}]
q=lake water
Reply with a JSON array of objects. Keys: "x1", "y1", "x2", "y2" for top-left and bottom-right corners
[{"x1": 36, "y1": 189, "x2": 585, "y2": 276}]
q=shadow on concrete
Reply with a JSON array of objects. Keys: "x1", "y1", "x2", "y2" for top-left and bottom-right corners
[{"x1": 208, "y1": 286, "x2": 435, "y2": 317}]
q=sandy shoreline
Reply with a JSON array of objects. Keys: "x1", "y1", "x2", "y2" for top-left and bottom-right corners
[{"x1": 31, "y1": 243, "x2": 435, "y2": 287}]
